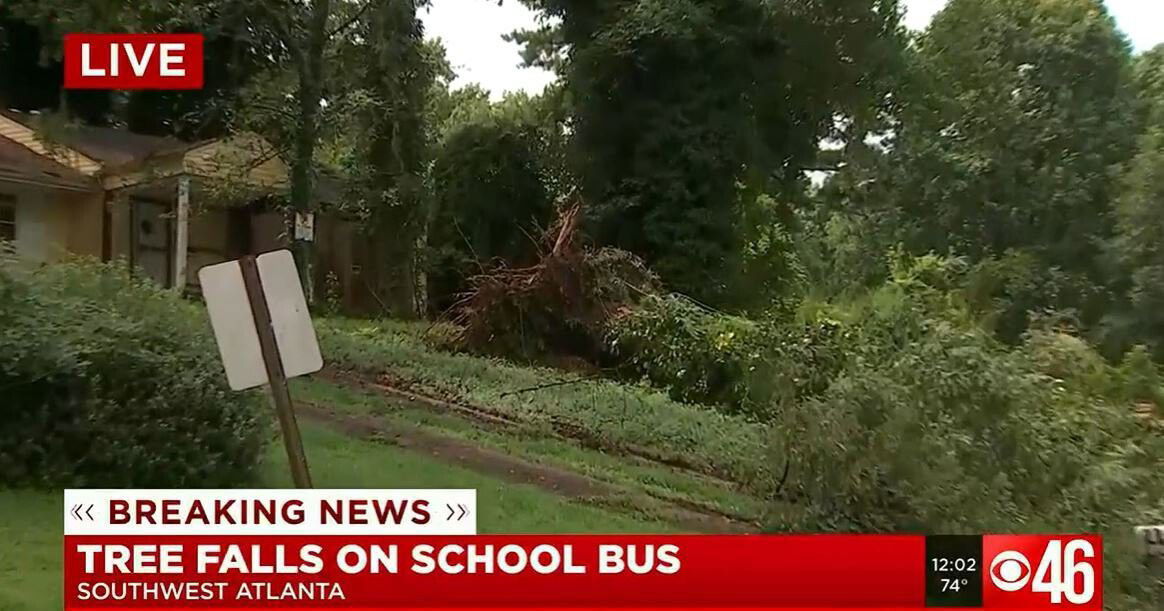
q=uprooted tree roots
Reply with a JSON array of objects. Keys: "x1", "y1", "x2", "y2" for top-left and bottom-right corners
[{"x1": 449, "y1": 196, "x2": 659, "y2": 361}]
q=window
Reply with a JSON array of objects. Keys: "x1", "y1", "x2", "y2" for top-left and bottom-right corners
[{"x1": 0, "y1": 194, "x2": 14, "y2": 243}]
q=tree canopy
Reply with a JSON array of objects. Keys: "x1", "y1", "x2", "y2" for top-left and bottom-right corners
[{"x1": 512, "y1": 0, "x2": 906, "y2": 305}]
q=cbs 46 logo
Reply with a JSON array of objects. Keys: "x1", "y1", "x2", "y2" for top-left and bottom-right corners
[{"x1": 985, "y1": 536, "x2": 1101, "y2": 607}]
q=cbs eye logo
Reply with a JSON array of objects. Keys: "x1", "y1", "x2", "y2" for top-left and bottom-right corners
[
  {"x1": 990, "y1": 550, "x2": 1032, "y2": 591},
  {"x1": 987, "y1": 539, "x2": 1096, "y2": 605}
]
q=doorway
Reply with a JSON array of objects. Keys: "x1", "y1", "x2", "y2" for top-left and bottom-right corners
[{"x1": 130, "y1": 197, "x2": 172, "y2": 287}]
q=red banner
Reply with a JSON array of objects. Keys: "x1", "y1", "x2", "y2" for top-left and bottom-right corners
[
  {"x1": 63, "y1": 33, "x2": 204, "y2": 90},
  {"x1": 63, "y1": 534, "x2": 1103, "y2": 609}
]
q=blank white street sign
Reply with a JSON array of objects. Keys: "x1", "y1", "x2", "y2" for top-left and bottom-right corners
[{"x1": 199, "y1": 250, "x2": 323, "y2": 390}]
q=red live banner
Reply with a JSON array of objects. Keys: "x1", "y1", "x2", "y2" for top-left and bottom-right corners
[
  {"x1": 63, "y1": 33, "x2": 204, "y2": 89},
  {"x1": 63, "y1": 535, "x2": 1103, "y2": 609}
]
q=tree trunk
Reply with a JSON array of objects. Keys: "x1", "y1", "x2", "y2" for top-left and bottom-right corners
[
  {"x1": 413, "y1": 218, "x2": 429, "y2": 316},
  {"x1": 370, "y1": 227, "x2": 419, "y2": 318},
  {"x1": 288, "y1": 0, "x2": 331, "y2": 303},
  {"x1": 363, "y1": 0, "x2": 430, "y2": 319}
]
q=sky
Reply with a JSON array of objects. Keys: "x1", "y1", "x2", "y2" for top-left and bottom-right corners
[{"x1": 423, "y1": 0, "x2": 1164, "y2": 100}]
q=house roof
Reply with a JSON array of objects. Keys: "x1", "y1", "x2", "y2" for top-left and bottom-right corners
[
  {"x1": 0, "y1": 109, "x2": 343, "y2": 204},
  {"x1": 0, "y1": 109, "x2": 189, "y2": 165},
  {"x1": 0, "y1": 136, "x2": 97, "y2": 191}
]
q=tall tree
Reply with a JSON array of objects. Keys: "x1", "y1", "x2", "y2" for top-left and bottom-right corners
[
  {"x1": 1106, "y1": 45, "x2": 1164, "y2": 357},
  {"x1": 284, "y1": 0, "x2": 332, "y2": 300},
  {"x1": 514, "y1": 0, "x2": 905, "y2": 306},
  {"x1": 354, "y1": 0, "x2": 435, "y2": 317},
  {"x1": 815, "y1": 0, "x2": 1141, "y2": 340},
  {"x1": 426, "y1": 91, "x2": 562, "y2": 311},
  {"x1": 882, "y1": 0, "x2": 1136, "y2": 281}
]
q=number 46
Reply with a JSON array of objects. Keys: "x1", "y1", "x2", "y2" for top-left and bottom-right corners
[{"x1": 1032, "y1": 540, "x2": 1096, "y2": 604}]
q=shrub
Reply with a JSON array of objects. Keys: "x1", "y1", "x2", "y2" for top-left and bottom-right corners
[
  {"x1": 1118, "y1": 345, "x2": 1164, "y2": 411},
  {"x1": 768, "y1": 312, "x2": 1164, "y2": 606},
  {"x1": 608, "y1": 294, "x2": 847, "y2": 418},
  {"x1": 722, "y1": 193, "x2": 806, "y2": 313},
  {"x1": 427, "y1": 109, "x2": 556, "y2": 312},
  {"x1": 962, "y1": 251, "x2": 1110, "y2": 346},
  {"x1": 608, "y1": 295, "x2": 760, "y2": 410},
  {"x1": 1023, "y1": 329, "x2": 1164, "y2": 410},
  {"x1": 0, "y1": 257, "x2": 267, "y2": 488},
  {"x1": 1022, "y1": 327, "x2": 1121, "y2": 399}
]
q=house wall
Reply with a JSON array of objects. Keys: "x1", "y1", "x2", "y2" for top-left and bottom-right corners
[
  {"x1": 251, "y1": 211, "x2": 287, "y2": 253},
  {"x1": 184, "y1": 207, "x2": 233, "y2": 289},
  {"x1": 0, "y1": 181, "x2": 101, "y2": 262},
  {"x1": 246, "y1": 210, "x2": 365, "y2": 312},
  {"x1": 108, "y1": 194, "x2": 132, "y2": 262},
  {"x1": 106, "y1": 194, "x2": 227, "y2": 290},
  {"x1": 65, "y1": 191, "x2": 105, "y2": 257},
  {"x1": 314, "y1": 215, "x2": 358, "y2": 309},
  {"x1": 0, "y1": 177, "x2": 369, "y2": 313}
]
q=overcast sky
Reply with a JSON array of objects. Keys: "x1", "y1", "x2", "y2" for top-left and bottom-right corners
[{"x1": 423, "y1": 0, "x2": 1164, "y2": 99}]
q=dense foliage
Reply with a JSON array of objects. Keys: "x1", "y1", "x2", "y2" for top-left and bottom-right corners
[
  {"x1": 0, "y1": 257, "x2": 267, "y2": 488},
  {"x1": 514, "y1": 0, "x2": 904, "y2": 306},
  {"x1": 1104, "y1": 46, "x2": 1164, "y2": 359},
  {"x1": 3, "y1": 0, "x2": 1164, "y2": 602},
  {"x1": 427, "y1": 94, "x2": 561, "y2": 310},
  {"x1": 817, "y1": 0, "x2": 1163, "y2": 355},
  {"x1": 768, "y1": 262, "x2": 1164, "y2": 605},
  {"x1": 895, "y1": 0, "x2": 1136, "y2": 264},
  {"x1": 609, "y1": 295, "x2": 845, "y2": 418}
]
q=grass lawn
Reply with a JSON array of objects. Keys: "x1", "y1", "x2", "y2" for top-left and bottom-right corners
[
  {"x1": 0, "y1": 422, "x2": 672, "y2": 611},
  {"x1": 317, "y1": 317, "x2": 772, "y2": 487},
  {"x1": 293, "y1": 376, "x2": 769, "y2": 521}
]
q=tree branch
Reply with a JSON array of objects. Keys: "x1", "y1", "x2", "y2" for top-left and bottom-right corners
[
  {"x1": 250, "y1": 101, "x2": 299, "y2": 121},
  {"x1": 326, "y1": 0, "x2": 374, "y2": 40}
]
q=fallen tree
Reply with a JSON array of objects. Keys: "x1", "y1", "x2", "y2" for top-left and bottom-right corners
[{"x1": 449, "y1": 194, "x2": 659, "y2": 361}]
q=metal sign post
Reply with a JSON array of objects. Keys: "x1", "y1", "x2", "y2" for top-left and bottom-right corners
[
  {"x1": 239, "y1": 254, "x2": 313, "y2": 488},
  {"x1": 199, "y1": 249, "x2": 323, "y2": 489}
]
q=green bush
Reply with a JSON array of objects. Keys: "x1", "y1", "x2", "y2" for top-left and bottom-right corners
[
  {"x1": 1021, "y1": 327, "x2": 1122, "y2": 399},
  {"x1": 0, "y1": 257, "x2": 267, "y2": 488},
  {"x1": 769, "y1": 300, "x2": 1164, "y2": 605},
  {"x1": 1118, "y1": 345, "x2": 1164, "y2": 411},
  {"x1": 1022, "y1": 327, "x2": 1164, "y2": 411},
  {"x1": 607, "y1": 295, "x2": 847, "y2": 418},
  {"x1": 962, "y1": 251, "x2": 1110, "y2": 346}
]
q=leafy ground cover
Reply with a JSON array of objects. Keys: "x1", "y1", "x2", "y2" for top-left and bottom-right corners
[
  {"x1": 317, "y1": 317, "x2": 774, "y2": 489},
  {"x1": 292, "y1": 376, "x2": 771, "y2": 524}
]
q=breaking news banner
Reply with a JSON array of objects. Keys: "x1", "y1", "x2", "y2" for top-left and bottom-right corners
[{"x1": 62, "y1": 490, "x2": 1105, "y2": 610}]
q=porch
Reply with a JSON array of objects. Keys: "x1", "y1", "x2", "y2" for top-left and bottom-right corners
[{"x1": 106, "y1": 170, "x2": 367, "y2": 310}]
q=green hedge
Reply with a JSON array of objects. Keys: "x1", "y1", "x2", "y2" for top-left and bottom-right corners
[
  {"x1": 607, "y1": 295, "x2": 847, "y2": 418},
  {"x1": 0, "y1": 256, "x2": 267, "y2": 488}
]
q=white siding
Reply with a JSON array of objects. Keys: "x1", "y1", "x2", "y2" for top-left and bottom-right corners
[{"x1": 0, "y1": 184, "x2": 70, "y2": 262}]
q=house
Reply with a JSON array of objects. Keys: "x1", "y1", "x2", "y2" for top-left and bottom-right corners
[{"x1": 0, "y1": 109, "x2": 366, "y2": 308}]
